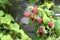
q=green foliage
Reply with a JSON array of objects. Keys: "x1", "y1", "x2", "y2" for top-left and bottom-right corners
[
  {"x1": 0, "y1": 10, "x2": 20, "y2": 40},
  {"x1": 54, "y1": 19, "x2": 60, "y2": 37},
  {"x1": 29, "y1": 0, "x2": 39, "y2": 4},
  {"x1": 46, "y1": 37, "x2": 54, "y2": 40},
  {"x1": 0, "y1": 0, "x2": 19, "y2": 9},
  {"x1": 44, "y1": 1, "x2": 54, "y2": 9},
  {"x1": 44, "y1": 9, "x2": 54, "y2": 16},
  {"x1": 0, "y1": 14, "x2": 13, "y2": 25},
  {"x1": 9, "y1": 23, "x2": 20, "y2": 32},
  {"x1": 1, "y1": 34, "x2": 12, "y2": 40},
  {"x1": 53, "y1": 5, "x2": 60, "y2": 12},
  {"x1": 20, "y1": 29, "x2": 32, "y2": 40},
  {"x1": 43, "y1": 14, "x2": 50, "y2": 24},
  {"x1": 0, "y1": 10, "x2": 4, "y2": 16},
  {"x1": 0, "y1": 0, "x2": 9, "y2": 9},
  {"x1": 0, "y1": 32, "x2": 3, "y2": 39},
  {"x1": 0, "y1": 0, "x2": 32, "y2": 40},
  {"x1": 0, "y1": 0, "x2": 9, "y2": 4},
  {"x1": 0, "y1": 7, "x2": 31, "y2": 40}
]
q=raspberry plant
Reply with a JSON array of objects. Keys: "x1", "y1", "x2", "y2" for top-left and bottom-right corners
[{"x1": 24, "y1": 0, "x2": 60, "y2": 40}]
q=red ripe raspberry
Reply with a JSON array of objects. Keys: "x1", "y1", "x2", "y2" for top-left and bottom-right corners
[
  {"x1": 33, "y1": 7, "x2": 38, "y2": 14},
  {"x1": 31, "y1": 17, "x2": 35, "y2": 22},
  {"x1": 48, "y1": 22, "x2": 54, "y2": 28},
  {"x1": 39, "y1": 27, "x2": 43, "y2": 33},
  {"x1": 24, "y1": 12, "x2": 31, "y2": 18},
  {"x1": 39, "y1": 27, "x2": 43, "y2": 37},
  {"x1": 39, "y1": 33, "x2": 43, "y2": 37},
  {"x1": 38, "y1": 18, "x2": 43, "y2": 24}
]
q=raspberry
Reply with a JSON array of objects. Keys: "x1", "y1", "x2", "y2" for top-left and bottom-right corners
[
  {"x1": 24, "y1": 12, "x2": 31, "y2": 18},
  {"x1": 39, "y1": 33, "x2": 43, "y2": 37},
  {"x1": 31, "y1": 17, "x2": 35, "y2": 22},
  {"x1": 33, "y1": 7, "x2": 38, "y2": 14},
  {"x1": 39, "y1": 27, "x2": 43, "y2": 33},
  {"x1": 38, "y1": 18, "x2": 43, "y2": 24},
  {"x1": 39, "y1": 27, "x2": 43, "y2": 37},
  {"x1": 48, "y1": 22, "x2": 54, "y2": 28}
]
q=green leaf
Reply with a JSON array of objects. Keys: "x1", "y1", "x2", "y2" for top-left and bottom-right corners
[
  {"x1": 20, "y1": 29, "x2": 32, "y2": 40},
  {"x1": 28, "y1": 17, "x2": 33, "y2": 24},
  {"x1": 0, "y1": 0, "x2": 10, "y2": 9},
  {"x1": 44, "y1": 1, "x2": 54, "y2": 9},
  {"x1": 29, "y1": 0, "x2": 39, "y2": 4},
  {"x1": 0, "y1": 3, "x2": 6, "y2": 9},
  {"x1": 15, "y1": 38, "x2": 20, "y2": 40},
  {"x1": 43, "y1": 16, "x2": 50, "y2": 24},
  {"x1": 1, "y1": 34, "x2": 12, "y2": 40},
  {"x1": 0, "y1": 0, "x2": 9, "y2": 4},
  {"x1": 0, "y1": 10, "x2": 4, "y2": 17},
  {"x1": 46, "y1": 37, "x2": 53, "y2": 40},
  {"x1": 1, "y1": 14, "x2": 14, "y2": 25},
  {"x1": 1, "y1": 17, "x2": 9, "y2": 24},
  {"x1": 0, "y1": 32, "x2": 3, "y2": 38},
  {"x1": 54, "y1": 19, "x2": 60, "y2": 37},
  {"x1": 43, "y1": 28, "x2": 48, "y2": 34},
  {"x1": 35, "y1": 37, "x2": 45, "y2": 40},
  {"x1": 53, "y1": 5, "x2": 60, "y2": 12},
  {"x1": 56, "y1": 36, "x2": 60, "y2": 40},
  {"x1": 5, "y1": 14, "x2": 14, "y2": 21},
  {"x1": 9, "y1": 23, "x2": 20, "y2": 32},
  {"x1": 15, "y1": 0, "x2": 19, "y2": 2},
  {"x1": 44, "y1": 9, "x2": 54, "y2": 16},
  {"x1": 1, "y1": 17, "x2": 11, "y2": 25}
]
